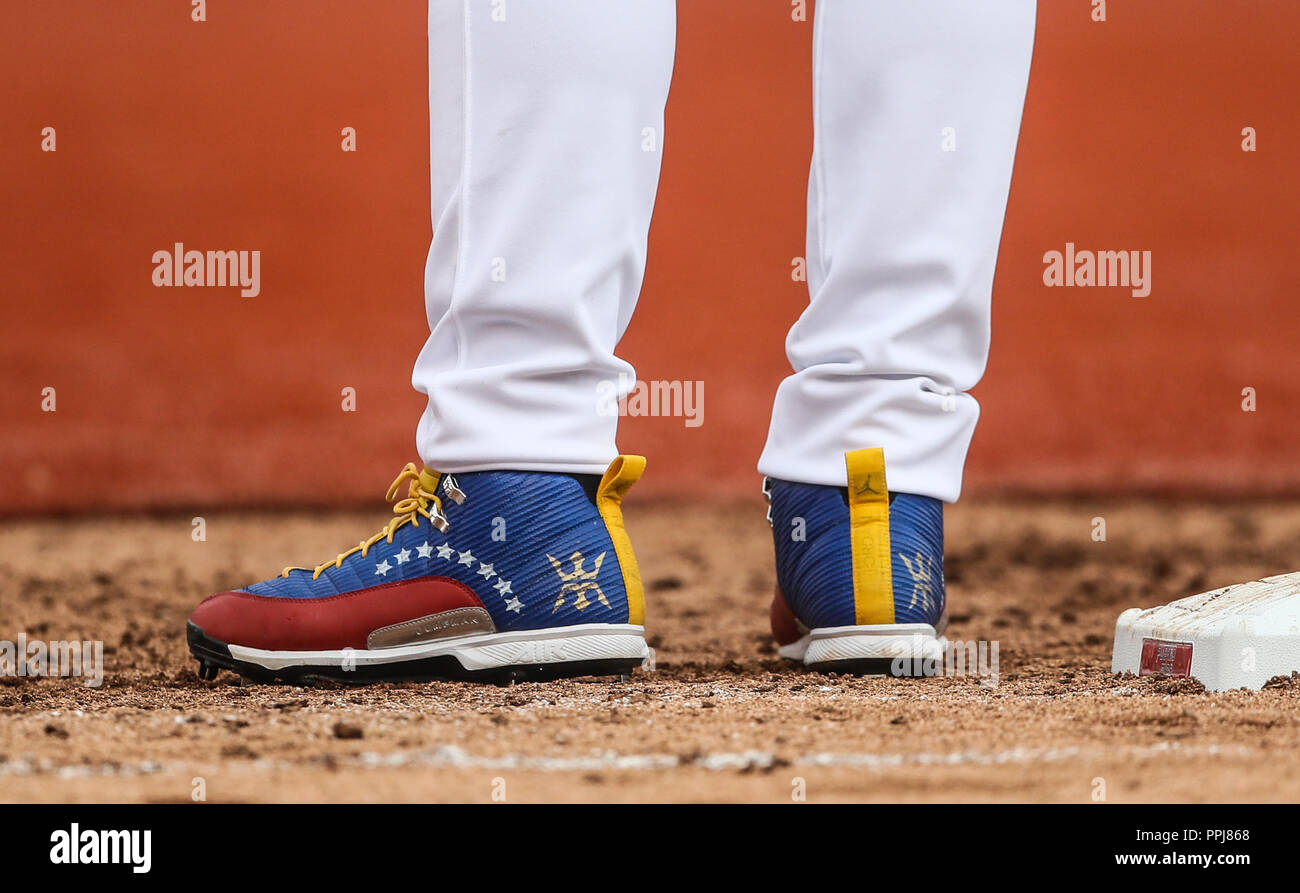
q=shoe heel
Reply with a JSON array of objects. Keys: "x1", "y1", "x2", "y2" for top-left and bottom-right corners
[{"x1": 803, "y1": 623, "x2": 945, "y2": 676}]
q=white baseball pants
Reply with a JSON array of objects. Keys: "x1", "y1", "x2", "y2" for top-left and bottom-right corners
[{"x1": 414, "y1": 0, "x2": 1035, "y2": 502}]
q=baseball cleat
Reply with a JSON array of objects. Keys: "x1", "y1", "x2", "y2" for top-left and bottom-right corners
[
  {"x1": 764, "y1": 447, "x2": 947, "y2": 676},
  {"x1": 187, "y1": 456, "x2": 650, "y2": 684}
]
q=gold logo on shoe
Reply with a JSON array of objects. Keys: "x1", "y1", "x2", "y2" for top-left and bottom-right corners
[
  {"x1": 898, "y1": 551, "x2": 939, "y2": 614},
  {"x1": 547, "y1": 550, "x2": 609, "y2": 612}
]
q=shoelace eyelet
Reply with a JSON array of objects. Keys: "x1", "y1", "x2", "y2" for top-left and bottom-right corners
[{"x1": 441, "y1": 475, "x2": 466, "y2": 505}]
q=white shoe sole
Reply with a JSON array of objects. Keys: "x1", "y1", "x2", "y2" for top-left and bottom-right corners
[
  {"x1": 780, "y1": 622, "x2": 947, "y2": 675},
  {"x1": 190, "y1": 621, "x2": 649, "y2": 684}
]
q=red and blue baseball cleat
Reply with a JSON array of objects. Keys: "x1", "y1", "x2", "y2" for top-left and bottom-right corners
[
  {"x1": 187, "y1": 457, "x2": 650, "y2": 684},
  {"x1": 765, "y1": 448, "x2": 947, "y2": 675}
]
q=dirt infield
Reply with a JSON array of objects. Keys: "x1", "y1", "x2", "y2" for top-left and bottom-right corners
[{"x1": 3, "y1": 498, "x2": 1300, "y2": 803}]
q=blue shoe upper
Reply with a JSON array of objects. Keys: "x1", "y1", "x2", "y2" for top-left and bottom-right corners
[
  {"x1": 767, "y1": 478, "x2": 945, "y2": 630},
  {"x1": 242, "y1": 470, "x2": 630, "y2": 633}
]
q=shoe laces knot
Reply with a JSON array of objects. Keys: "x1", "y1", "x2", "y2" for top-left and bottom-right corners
[{"x1": 281, "y1": 463, "x2": 457, "y2": 580}]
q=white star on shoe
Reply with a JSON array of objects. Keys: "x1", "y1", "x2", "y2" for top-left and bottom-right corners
[
  {"x1": 494, "y1": 579, "x2": 512, "y2": 596},
  {"x1": 505, "y1": 596, "x2": 524, "y2": 614},
  {"x1": 415, "y1": 542, "x2": 434, "y2": 559},
  {"x1": 457, "y1": 550, "x2": 475, "y2": 567},
  {"x1": 375, "y1": 559, "x2": 392, "y2": 576},
  {"x1": 436, "y1": 543, "x2": 454, "y2": 560},
  {"x1": 395, "y1": 547, "x2": 412, "y2": 565},
  {"x1": 476, "y1": 562, "x2": 496, "y2": 580}
]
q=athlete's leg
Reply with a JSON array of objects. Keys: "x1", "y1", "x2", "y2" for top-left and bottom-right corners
[
  {"x1": 417, "y1": 0, "x2": 676, "y2": 474},
  {"x1": 759, "y1": 0, "x2": 1035, "y2": 501},
  {"x1": 761, "y1": 0, "x2": 1035, "y2": 672}
]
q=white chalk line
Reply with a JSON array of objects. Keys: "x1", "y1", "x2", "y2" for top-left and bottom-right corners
[{"x1": 0, "y1": 741, "x2": 1254, "y2": 780}]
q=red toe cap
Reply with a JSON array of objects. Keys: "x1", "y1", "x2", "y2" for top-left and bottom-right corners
[{"x1": 190, "y1": 577, "x2": 485, "y2": 651}]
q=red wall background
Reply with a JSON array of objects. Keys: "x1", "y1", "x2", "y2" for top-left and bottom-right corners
[{"x1": 2, "y1": 0, "x2": 1297, "y2": 512}]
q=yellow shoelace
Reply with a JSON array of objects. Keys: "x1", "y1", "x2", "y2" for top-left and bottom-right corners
[{"x1": 281, "y1": 463, "x2": 447, "y2": 580}]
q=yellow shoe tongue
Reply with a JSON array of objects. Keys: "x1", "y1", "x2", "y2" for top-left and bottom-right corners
[{"x1": 418, "y1": 468, "x2": 442, "y2": 493}]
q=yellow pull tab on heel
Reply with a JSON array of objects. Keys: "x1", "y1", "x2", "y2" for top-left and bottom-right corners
[
  {"x1": 596, "y1": 455, "x2": 647, "y2": 625},
  {"x1": 846, "y1": 448, "x2": 895, "y2": 626}
]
